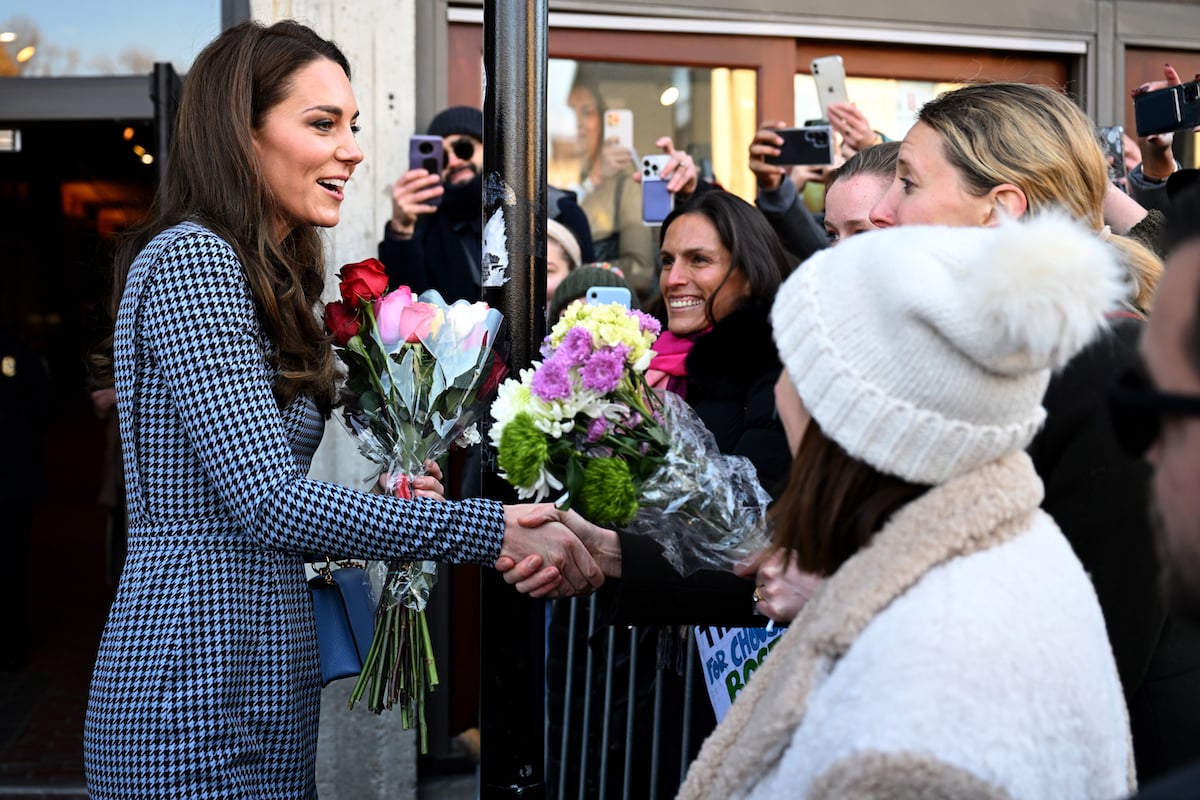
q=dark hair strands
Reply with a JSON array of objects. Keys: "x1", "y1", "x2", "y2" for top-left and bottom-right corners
[
  {"x1": 770, "y1": 418, "x2": 930, "y2": 575},
  {"x1": 90, "y1": 20, "x2": 346, "y2": 415}
]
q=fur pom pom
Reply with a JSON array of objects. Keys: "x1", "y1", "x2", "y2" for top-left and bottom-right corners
[{"x1": 957, "y1": 210, "x2": 1130, "y2": 374}]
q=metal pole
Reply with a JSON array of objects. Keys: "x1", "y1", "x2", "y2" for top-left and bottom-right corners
[{"x1": 479, "y1": 0, "x2": 548, "y2": 797}]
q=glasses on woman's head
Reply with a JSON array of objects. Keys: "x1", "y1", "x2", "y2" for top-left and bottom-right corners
[
  {"x1": 1108, "y1": 365, "x2": 1200, "y2": 457},
  {"x1": 445, "y1": 137, "x2": 476, "y2": 164}
]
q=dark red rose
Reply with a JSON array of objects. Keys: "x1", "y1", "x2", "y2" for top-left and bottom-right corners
[
  {"x1": 324, "y1": 300, "x2": 361, "y2": 345},
  {"x1": 477, "y1": 351, "x2": 509, "y2": 399},
  {"x1": 338, "y1": 258, "x2": 389, "y2": 307}
]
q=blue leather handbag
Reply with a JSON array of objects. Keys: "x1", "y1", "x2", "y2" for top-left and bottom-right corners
[{"x1": 308, "y1": 562, "x2": 377, "y2": 687}]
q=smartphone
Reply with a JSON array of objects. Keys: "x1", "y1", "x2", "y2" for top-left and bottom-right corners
[
  {"x1": 1097, "y1": 124, "x2": 1127, "y2": 184},
  {"x1": 640, "y1": 153, "x2": 674, "y2": 225},
  {"x1": 604, "y1": 109, "x2": 635, "y2": 155},
  {"x1": 409, "y1": 134, "x2": 444, "y2": 206},
  {"x1": 1135, "y1": 80, "x2": 1200, "y2": 137},
  {"x1": 811, "y1": 55, "x2": 849, "y2": 122},
  {"x1": 586, "y1": 285, "x2": 632, "y2": 309},
  {"x1": 764, "y1": 125, "x2": 836, "y2": 166}
]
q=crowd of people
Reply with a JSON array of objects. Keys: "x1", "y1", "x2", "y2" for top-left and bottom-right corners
[{"x1": 74, "y1": 15, "x2": 1200, "y2": 800}]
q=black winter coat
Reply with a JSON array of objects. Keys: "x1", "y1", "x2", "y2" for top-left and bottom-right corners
[{"x1": 1030, "y1": 317, "x2": 1200, "y2": 783}]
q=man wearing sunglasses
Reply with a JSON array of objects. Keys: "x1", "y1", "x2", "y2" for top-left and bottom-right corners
[
  {"x1": 1114, "y1": 183, "x2": 1200, "y2": 799},
  {"x1": 379, "y1": 105, "x2": 593, "y2": 304}
]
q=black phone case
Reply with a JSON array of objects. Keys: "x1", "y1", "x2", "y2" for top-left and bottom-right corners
[
  {"x1": 764, "y1": 126, "x2": 835, "y2": 166},
  {"x1": 1135, "y1": 81, "x2": 1200, "y2": 137}
]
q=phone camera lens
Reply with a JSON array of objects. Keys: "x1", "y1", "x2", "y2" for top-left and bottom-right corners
[
  {"x1": 419, "y1": 141, "x2": 433, "y2": 154},
  {"x1": 1185, "y1": 83, "x2": 1200, "y2": 103}
]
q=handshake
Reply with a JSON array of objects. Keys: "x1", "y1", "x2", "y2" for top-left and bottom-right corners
[{"x1": 495, "y1": 504, "x2": 624, "y2": 599}]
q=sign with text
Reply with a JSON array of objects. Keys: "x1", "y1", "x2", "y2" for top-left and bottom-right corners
[{"x1": 694, "y1": 625, "x2": 786, "y2": 722}]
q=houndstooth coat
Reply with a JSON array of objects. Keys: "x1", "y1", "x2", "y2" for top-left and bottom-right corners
[{"x1": 83, "y1": 222, "x2": 506, "y2": 799}]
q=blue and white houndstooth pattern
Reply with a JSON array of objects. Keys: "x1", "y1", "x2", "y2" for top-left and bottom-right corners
[{"x1": 83, "y1": 222, "x2": 506, "y2": 799}]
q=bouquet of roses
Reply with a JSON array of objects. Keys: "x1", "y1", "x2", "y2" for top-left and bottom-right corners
[
  {"x1": 489, "y1": 301, "x2": 770, "y2": 575},
  {"x1": 324, "y1": 258, "x2": 503, "y2": 748}
]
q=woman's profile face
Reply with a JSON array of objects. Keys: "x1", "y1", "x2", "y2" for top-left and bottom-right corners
[
  {"x1": 659, "y1": 212, "x2": 750, "y2": 336},
  {"x1": 568, "y1": 85, "x2": 602, "y2": 160},
  {"x1": 823, "y1": 173, "x2": 892, "y2": 244},
  {"x1": 252, "y1": 57, "x2": 363, "y2": 240},
  {"x1": 773, "y1": 371, "x2": 811, "y2": 455},
  {"x1": 868, "y1": 121, "x2": 996, "y2": 229}
]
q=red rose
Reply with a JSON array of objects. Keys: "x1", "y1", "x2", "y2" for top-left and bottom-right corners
[
  {"x1": 324, "y1": 300, "x2": 361, "y2": 345},
  {"x1": 338, "y1": 258, "x2": 389, "y2": 307}
]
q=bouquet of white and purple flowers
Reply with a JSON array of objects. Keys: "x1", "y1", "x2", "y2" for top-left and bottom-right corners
[
  {"x1": 324, "y1": 258, "x2": 504, "y2": 748},
  {"x1": 489, "y1": 301, "x2": 770, "y2": 575}
]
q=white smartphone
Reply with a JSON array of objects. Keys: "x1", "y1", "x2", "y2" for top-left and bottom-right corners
[
  {"x1": 811, "y1": 55, "x2": 849, "y2": 121},
  {"x1": 585, "y1": 285, "x2": 632, "y2": 309},
  {"x1": 604, "y1": 108, "x2": 635, "y2": 155}
]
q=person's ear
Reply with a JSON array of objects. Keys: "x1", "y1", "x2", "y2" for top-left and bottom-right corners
[{"x1": 983, "y1": 183, "x2": 1028, "y2": 225}]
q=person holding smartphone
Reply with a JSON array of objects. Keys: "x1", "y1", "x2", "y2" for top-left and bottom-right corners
[{"x1": 378, "y1": 105, "x2": 594, "y2": 303}]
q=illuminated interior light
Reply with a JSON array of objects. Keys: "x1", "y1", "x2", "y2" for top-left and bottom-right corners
[
  {"x1": 123, "y1": 127, "x2": 135, "y2": 141},
  {"x1": 141, "y1": 154, "x2": 154, "y2": 165},
  {"x1": 0, "y1": 32, "x2": 16, "y2": 43},
  {"x1": 659, "y1": 86, "x2": 680, "y2": 107},
  {"x1": 15, "y1": 45, "x2": 35, "y2": 63},
  {"x1": 132, "y1": 144, "x2": 146, "y2": 157}
]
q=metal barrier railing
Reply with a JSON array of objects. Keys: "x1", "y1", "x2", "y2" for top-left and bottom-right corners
[{"x1": 546, "y1": 596, "x2": 702, "y2": 800}]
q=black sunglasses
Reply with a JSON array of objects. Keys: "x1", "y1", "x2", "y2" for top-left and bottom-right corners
[
  {"x1": 445, "y1": 137, "x2": 476, "y2": 165},
  {"x1": 1108, "y1": 365, "x2": 1200, "y2": 457}
]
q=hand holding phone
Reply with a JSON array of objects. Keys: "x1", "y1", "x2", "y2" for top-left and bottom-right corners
[
  {"x1": 811, "y1": 55, "x2": 849, "y2": 122},
  {"x1": 409, "y1": 135, "x2": 444, "y2": 207},
  {"x1": 640, "y1": 154, "x2": 674, "y2": 225},
  {"x1": 1134, "y1": 80, "x2": 1200, "y2": 137}
]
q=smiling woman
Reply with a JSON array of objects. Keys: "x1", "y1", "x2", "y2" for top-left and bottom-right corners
[
  {"x1": 251, "y1": 58, "x2": 362, "y2": 239},
  {"x1": 81, "y1": 19, "x2": 602, "y2": 800}
]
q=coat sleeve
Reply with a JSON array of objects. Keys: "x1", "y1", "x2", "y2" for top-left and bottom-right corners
[
  {"x1": 138, "y1": 228, "x2": 504, "y2": 563},
  {"x1": 378, "y1": 221, "x2": 432, "y2": 294},
  {"x1": 603, "y1": 531, "x2": 764, "y2": 627}
]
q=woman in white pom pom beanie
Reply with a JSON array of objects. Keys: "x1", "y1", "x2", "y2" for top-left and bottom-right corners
[{"x1": 677, "y1": 213, "x2": 1134, "y2": 800}]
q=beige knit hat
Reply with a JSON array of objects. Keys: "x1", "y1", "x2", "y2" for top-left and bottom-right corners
[
  {"x1": 770, "y1": 212, "x2": 1129, "y2": 485},
  {"x1": 546, "y1": 218, "x2": 582, "y2": 272}
]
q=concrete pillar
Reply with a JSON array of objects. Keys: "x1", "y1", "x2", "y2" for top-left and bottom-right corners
[{"x1": 248, "y1": 1, "x2": 422, "y2": 797}]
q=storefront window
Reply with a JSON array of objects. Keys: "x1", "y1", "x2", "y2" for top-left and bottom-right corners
[
  {"x1": 793, "y1": 74, "x2": 965, "y2": 142},
  {"x1": 0, "y1": 1, "x2": 219, "y2": 77},
  {"x1": 549, "y1": 59, "x2": 758, "y2": 202}
]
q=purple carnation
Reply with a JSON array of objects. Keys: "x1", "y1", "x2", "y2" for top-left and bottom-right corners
[
  {"x1": 630, "y1": 310, "x2": 662, "y2": 336},
  {"x1": 558, "y1": 326, "x2": 594, "y2": 366},
  {"x1": 580, "y1": 345, "x2": 628, "y2": 393},
  {"x1": 586, "y1": 417, "x2": 610, "y2": 443},
  {"x1": 530, "y1": 357, "x2": 573, "y2": 401}
]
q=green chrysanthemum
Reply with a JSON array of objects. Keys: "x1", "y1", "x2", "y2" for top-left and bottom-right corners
[
  {"x1": 577, "y1": 457, "x2": 639, "y2": 526},
  {"x1": 497, "y1": 413, "x2": 550, "y2": 489}
]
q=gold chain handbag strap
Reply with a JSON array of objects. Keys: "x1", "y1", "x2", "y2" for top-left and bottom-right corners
[{"x1": 312, "y1": 557, "x2": 368, "y2": 585}]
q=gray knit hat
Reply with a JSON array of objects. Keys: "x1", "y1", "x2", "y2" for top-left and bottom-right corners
[
  {"x1": 427, "y1": 106, "x2": 483, "y2": 141},
  {"x1": 770, "y1": 213, "x2": 1129, "y2": 485}
]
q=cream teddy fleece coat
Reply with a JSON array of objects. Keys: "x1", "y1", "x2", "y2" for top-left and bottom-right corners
[{"x1": 677, "y1": 452, "x2": 1134, "y2": 800}]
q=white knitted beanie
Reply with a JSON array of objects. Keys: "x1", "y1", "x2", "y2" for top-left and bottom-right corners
[{"x1": 770, "y1": 212, "x2": 1129, "y2": 485}]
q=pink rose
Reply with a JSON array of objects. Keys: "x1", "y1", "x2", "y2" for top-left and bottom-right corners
[
  {"x1": 397, "y1": 302, "x2": 441, "y2": 343},
  {"x1": 376, "y1": 286, "x2": 415, "y2": 345}
]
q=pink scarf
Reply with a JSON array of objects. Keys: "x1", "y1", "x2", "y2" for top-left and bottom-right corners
[{"x1": 647, "y1": 329, "x2": 707, "y2": 399}]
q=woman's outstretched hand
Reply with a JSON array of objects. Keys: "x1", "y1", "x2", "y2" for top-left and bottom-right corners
[
  {"x1": 495, "y1": 506, "x2": 621, "y2": 598},
  {"x1": 497, "y1": 504, "x2": 606, "y2": 598}
]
